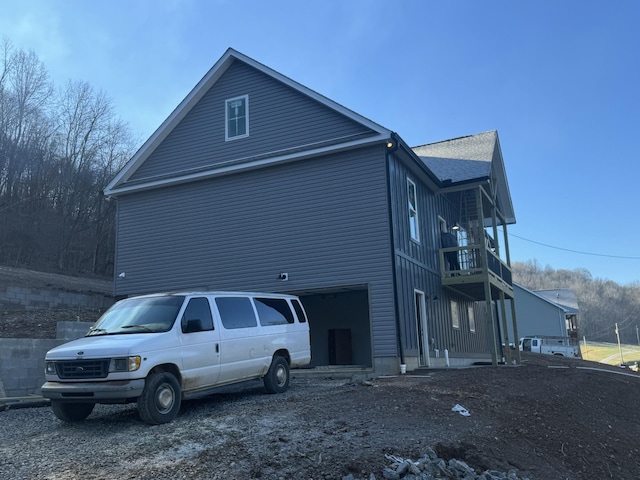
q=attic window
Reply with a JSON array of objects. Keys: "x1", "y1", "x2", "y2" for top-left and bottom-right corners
[{"x1": 225, "y1": 95, "x2": 249, "y2": 141}]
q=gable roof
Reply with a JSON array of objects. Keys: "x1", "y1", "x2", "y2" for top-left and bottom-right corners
[
  {"x1": 412, "y1": 131, "x2": 516, "y2": 224},
  {"x1": 514, "y1": 283, "x2": 570, "y2": 313},
  {"x1": 105, "y1": 48, "x2": 392, "y2": 196},
  {"x1": 412, "y1": 131, "x2": 496, "y2": 183},
  {"x1": 534, "y1": 288, "x2": 580, "y2": 315}
]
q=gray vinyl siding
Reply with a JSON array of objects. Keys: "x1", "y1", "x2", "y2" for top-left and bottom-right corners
[
  {"x1": 129, "y1": 60, "x2": 376, "y2": 183},
  {"x1": 387, "y1": 155, "x2": 489, "y2": 356},
  {"x1": 115, "y1": 144, "x2": 398, "y2": 357}
]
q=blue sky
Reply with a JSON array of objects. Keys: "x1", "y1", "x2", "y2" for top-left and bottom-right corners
[{"x1": 2, "y1": 0, "x2": 639, "y2": 285}]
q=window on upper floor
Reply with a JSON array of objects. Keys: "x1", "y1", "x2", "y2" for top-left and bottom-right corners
[
  {"x1": 225, "y1": 95, "x2": 249, "y2": 141},
  {"x1": 407, "y1": 178, "x2": 419, "y2": 242}
]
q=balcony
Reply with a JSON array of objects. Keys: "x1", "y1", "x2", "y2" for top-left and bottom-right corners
[{"x1": 439, "y1": 244, "x2": 513, "y2": 301}]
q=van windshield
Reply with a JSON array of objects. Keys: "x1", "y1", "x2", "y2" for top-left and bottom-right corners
[{"x1": 87, "y1": 296, "x2": 185, "y2": 335}]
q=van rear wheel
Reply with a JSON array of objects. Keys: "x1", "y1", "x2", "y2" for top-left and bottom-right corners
[
  {"x1": 51, "y1": 401, "x2": 95, "y2": 422},
  {"x1": 264, "y1": 356, "x2": 290, "y2": 394},
  {"x1": 137, "y1": 372, "x2": 181, "y2": 425}
]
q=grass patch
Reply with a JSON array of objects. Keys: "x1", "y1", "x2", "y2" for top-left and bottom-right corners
[{"x1": 581, "y1": 341, "x2": 640, "y2": 365}]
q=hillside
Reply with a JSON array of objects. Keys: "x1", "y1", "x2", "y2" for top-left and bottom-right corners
[
  {"x1": 0, "y1": 265, "x2": 112, "y2": 294},
  {"x1": 0, "y1": 266, "x2": 111, "y2": 338}
]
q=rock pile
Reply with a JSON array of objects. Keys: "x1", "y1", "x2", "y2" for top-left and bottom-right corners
[{"x1": 342, "y1": 448, "x2": 531, "y2": 480}]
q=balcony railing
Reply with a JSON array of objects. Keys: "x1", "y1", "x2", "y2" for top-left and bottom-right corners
[{"x1": 439, "y1": 244, "x2": 513, "y2": 300}]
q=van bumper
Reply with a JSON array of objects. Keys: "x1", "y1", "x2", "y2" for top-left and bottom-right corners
[{"x1": 41, "y1": 379, "x2": 145, "y2": 401}]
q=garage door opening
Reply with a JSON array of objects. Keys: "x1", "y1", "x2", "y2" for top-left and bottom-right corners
[{"x1": 298, "y1": 287, "x2": 372, "y2": 368}]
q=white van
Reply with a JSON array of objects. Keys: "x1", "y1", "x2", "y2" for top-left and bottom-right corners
[{"x1": 41, "y1": 291, "x2": 311, "y2": 425}]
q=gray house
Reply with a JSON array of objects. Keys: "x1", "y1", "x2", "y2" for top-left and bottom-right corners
[
  {"x1": 502, "y1": 284, "x2": 580, "y2": 342},
  {"x1": 104, "y1": 48, "x2": 519, "y2": 375}
]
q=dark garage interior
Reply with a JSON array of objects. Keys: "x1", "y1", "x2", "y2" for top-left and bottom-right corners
[{"x1": 298, "y1": 288, "x2": 372, "y2": 368}]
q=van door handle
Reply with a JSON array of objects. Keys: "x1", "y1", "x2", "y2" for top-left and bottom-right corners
[{"x1": 215, "y1": 343, "x2": 219, "y2": 353}]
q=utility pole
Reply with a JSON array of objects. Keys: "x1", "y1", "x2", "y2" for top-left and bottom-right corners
[
  {"x1": 636, "y1": 325, "x2": 639, "y2": 346},
  {"x1": 615, "y1": 323, "x2": 624, "y2": 365}
]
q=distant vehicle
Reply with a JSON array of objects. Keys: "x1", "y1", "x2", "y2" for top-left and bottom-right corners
[
  {"x1": 41, "y1": 291, "x2": 311, "y2": 425},
  {"x1": 519, "y1": 336, "x2": 580, "y2": 357},
  {"x1": 619, "y1": 362, "x2": 639, "y2": 372}
]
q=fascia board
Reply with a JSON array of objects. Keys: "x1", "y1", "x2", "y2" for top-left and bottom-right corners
[
  {"x1": 104, "y1": 49, "x2": 237, "y2": 192},
  {"x1": 437, "y1": 178, "x2": 491, "y2": 194},
  {"x1": 104, "y1": 134, "x2": 388, "y2": 197},
  {"x1": 105, "y1": 48, "x2": 391, "y2": 195},
  {"x1": 232, "y1": 49, "x2": 391, "y2": 135},
  {"x1": 492, "y1": 140, "x2": 516, "y2": 224}
]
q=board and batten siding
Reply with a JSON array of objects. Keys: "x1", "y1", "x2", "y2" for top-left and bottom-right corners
[
  {"x1": 128, "y1": 60, "x2": 376, "y2": 183},
  {"x1": 115, "y1": 144, "x2": 398, "y2": 357},
  {"x1": 387, "y1": 155, "x2": 490, "y2": 357}
]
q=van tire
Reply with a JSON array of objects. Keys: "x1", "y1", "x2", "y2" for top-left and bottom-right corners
[
  {"x1": 51, "y1": 401, "x2": 95, "y2": 422},
  {"x1": 137, "y1": 372, "x2": 182, "y2": 425},
  {"x1": 264, "y1": 356, "x2": 290, "y2": 394}
]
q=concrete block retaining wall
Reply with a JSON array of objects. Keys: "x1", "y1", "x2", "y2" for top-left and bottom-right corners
[
  {"x1": 0, "y1": 285, "x2": 113, "y2": 311},
  {"x1": 0, "y1": 321, "x2": 93, "y2": 397}
]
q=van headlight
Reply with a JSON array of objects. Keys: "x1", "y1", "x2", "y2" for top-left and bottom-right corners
[
  {"x1": 111, "y1": 356, "x2": 141, "y2": 372},
  {"x1": 45, "y1": 361, "x2": 57, "y2": 375}
]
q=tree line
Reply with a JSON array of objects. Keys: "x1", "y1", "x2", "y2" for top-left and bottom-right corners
[
  {"x1": 0, "y1": 39, "x2": 135, "y2": 275},
  {"x1": 512, "y1": 260, "x2": 640, "y2": 345}
]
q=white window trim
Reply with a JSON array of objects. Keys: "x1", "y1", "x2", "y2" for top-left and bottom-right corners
[
  {"x1": 468, "y1": 305, "x2": 476, "y2": 332},
  {"x1": 225, "y1": 94, "x2": 249, "y2": 141},
  {"x1": 414, "y1": 289, "x2": 430, "y2": 367},
  {"x1": 451, "y1": 300, "x2": 460, "y2": 329},
  {"x1": 407, "y1": 178, "x2": 420, "y2": 242},
  {"x1": 438, "y1": 216, "x2": 447, "y2": 234}
]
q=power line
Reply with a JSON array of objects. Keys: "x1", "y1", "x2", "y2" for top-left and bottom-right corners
[{"x1": 507, "y1": 232, "x2": 640, "y2": 260}]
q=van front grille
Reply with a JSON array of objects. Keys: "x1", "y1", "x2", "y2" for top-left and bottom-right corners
[{"x1": 56, "y1": 359, "x2": 110, "y2": 379}]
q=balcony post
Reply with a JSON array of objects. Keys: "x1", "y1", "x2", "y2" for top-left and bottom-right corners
[
  {"x1": 510, "y1": 295, "x2": 522, "y2": 364},
  {"x1": 484, "y1": 280, "x2": 499, "y2": 366},
  {"x1": 499, "y1": 291, "x2": 511, "y2": 364},
  {"x1": 476, "y1": 187, "x2": 488, "y2": 273},
  {"x1": 477, "y1": 186, "x2": 498, "y2": 365}
]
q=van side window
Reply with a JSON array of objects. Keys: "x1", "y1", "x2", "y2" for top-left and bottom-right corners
[
  {"x1": 255, "y1": 298, "x2": 294, "y2": 326},
  {"x1": 291, "y1": 300, "x2": 307, "y2": 323},
  {"x1": 215, "y1": 297, "x2": 257, "y2": 329},
  {"x1": 181, "y1": 297, "x2": 214, "y2": 333}
]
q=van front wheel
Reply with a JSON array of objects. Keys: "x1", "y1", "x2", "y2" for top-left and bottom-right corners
[
  {"x1": 137, "y1": 372, "x2": 182, "y2": 425},
  {"x1": 264, "y1": 356, "x2": 290, "y2": 394}
]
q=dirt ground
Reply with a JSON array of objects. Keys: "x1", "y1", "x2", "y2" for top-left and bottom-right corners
[
  {"x1": 2, "y1": 268, "x2": 640, "y2": 479},
  {"x1": 3, "y1": 310, "x2": 640, "y2": 479}
]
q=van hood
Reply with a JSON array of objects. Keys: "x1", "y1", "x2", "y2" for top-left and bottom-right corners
[{"x1": 46, "y1": 332, "x2": 175, "y2": 359}]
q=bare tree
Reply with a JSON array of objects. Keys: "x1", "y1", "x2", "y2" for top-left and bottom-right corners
[
  {"x1": 0, "y1": 40, "x2": 52, "y2": 201},
  {"x1": 0, "y1": 40, "x2": 133, "y2": 275},
  {"x1": 52, "y1": 80, "x2": 130, "y2": 271}
]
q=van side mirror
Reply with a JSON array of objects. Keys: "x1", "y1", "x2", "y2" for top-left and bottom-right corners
[{"x1": 184, "y1": 318, "x2": 203, "y2": 333}]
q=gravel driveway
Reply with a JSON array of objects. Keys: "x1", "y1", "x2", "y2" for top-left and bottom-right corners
[
  {"x1": 1, "y1": 376, "x2": 384, "y2": 480},
  {"x1": 3, "y1": 358, "x2": 639, "y2": 480}
]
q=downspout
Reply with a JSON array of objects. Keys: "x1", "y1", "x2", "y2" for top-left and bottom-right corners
[{"x1": 385, "y1": 134, "x2": 405, "y2": 372}]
